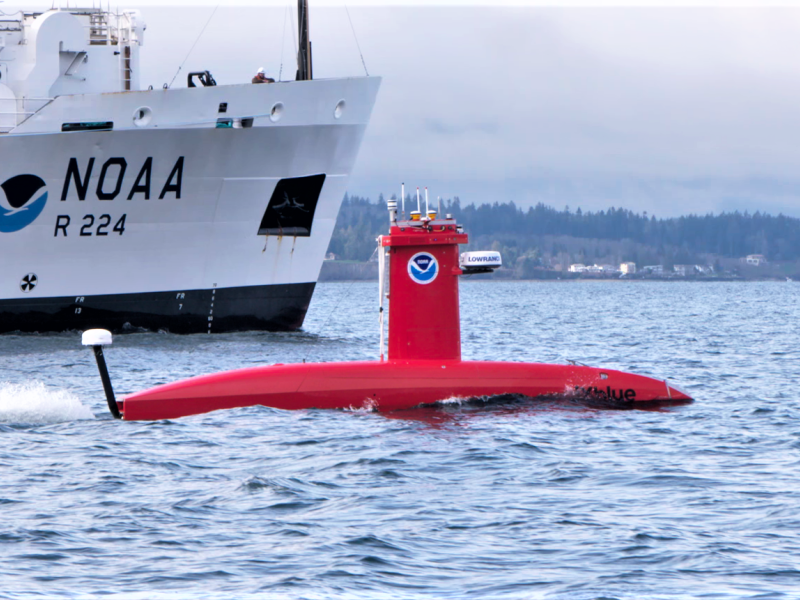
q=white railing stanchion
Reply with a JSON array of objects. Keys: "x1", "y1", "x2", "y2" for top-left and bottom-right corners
[{"x1": 378, "y1": 236, "x2": 386, "y2": 361}]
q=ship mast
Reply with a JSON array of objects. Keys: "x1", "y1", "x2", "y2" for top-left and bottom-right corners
[{"x1": 296, "y1": 0, "x2": 312, "y2": 80}]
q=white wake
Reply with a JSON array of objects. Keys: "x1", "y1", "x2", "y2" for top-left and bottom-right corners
[{"x1": 0, "y1": 381, "x2": 95, "y2": 424}]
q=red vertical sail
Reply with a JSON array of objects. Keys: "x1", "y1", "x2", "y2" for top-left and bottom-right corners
[{"x1": 383, "y1": 224, "x2": 468, "y2": 361}]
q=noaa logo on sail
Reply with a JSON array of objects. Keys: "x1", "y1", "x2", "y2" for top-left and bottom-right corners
[
  {"x1": 0, "y1": 175, "x2": 48, "y2": 233},
  {"x1": 408, "y1": 252, "x2": 438, "y2": 285}
]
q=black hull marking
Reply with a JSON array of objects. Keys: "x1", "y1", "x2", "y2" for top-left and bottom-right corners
[{"x1": 0, "y1": 282, "x2": 316, "y2": 334}]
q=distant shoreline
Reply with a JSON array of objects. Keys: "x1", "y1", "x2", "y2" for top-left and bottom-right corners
[{"x1": 319, "y1": 261, "x2": 787, "y2": 283}]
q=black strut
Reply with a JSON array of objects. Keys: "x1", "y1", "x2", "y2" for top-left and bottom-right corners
[{"x1": 92, "y1": 345, "x2": 121, "y2": 419}]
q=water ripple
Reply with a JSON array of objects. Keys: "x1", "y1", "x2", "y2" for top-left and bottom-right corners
[{"x1": 0, "y1": 282, "x2": 799, "y2": 598}]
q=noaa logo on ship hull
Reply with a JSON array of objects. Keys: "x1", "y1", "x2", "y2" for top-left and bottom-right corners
[
  {"x1": 408, "y1": 252, "x2": 439, "y2": 284},
  {"x1": 0, "y1": 175, "x2": 48, "y2": 233}
]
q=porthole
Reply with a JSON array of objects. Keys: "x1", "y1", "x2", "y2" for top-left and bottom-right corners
[
  {"x1": 269, "y1": 102, "x2": 284, "y2": 122},
  {"x1": 133, "y1": 106, "x2": 152, "y2": 127},
  {"x1": 334, "y1": 99, "x2": 346, "y2": 119}
]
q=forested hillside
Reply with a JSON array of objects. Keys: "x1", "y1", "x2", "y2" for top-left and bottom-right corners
[{"x1": 327, "y1": 194, "x2": 800, "y2": 273}]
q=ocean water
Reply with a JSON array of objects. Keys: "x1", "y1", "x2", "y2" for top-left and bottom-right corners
[{"x1": 1, "y1": 281, "x2": 799, "y2": 599}]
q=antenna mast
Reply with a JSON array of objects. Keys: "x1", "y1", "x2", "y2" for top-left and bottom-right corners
[{"x1": 296, "y1": 0, "x2": 312, "y2": 80}]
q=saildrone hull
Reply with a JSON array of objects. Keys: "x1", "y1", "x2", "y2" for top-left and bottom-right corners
[{"x1": 118, "y1": 360, "x2": 694, "y2": 421}]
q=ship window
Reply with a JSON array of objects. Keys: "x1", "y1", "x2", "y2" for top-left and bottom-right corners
[
  {"x1": 241, "y1": 117, "x2": 254, "y2": 128},
  {"x1": 216, "y1": 118, "x2": 233, "y2": 128},
  {"x1": 258, "y1": 174, "x2": 326, "y2": 237},
  {"x1": 62, "y1": 121, "x2": 113, "y2": 132},
  {"x1": 218, "y1": 102, "x2": 228, "y2": 113}
]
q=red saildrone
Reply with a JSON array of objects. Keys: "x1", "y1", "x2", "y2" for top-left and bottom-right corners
[{"x1": 83, "y1": 187, "x2": 692, "y2": 421}]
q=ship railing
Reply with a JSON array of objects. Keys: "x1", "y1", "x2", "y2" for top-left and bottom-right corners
[
  {"x1": 0, "y1": 20, "x2": 23, "y2": 32},
  {"x1": 85, "y1": 10, "x2": 139, "y2": 47},
  {"x1": 0, "y1": 97, "x2": 55, "y2": 133}
]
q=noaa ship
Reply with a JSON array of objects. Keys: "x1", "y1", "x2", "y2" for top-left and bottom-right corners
[{"x1": 0, "y1": 3, "x2": 380, "y2": 333}]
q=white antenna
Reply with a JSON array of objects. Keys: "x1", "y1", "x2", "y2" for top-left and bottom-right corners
[
  {"x1": 401, "y1": 182, "x2": 405, "y2": 218},
  {"x1": 416, "y1": 187, "x2": 421, "y2": 213},
  {"x1": 438, "y1": 195, "x2": 442, "y2": 217},
  {"x1": 424, "y1": 187, "x2": 429, "y2": 216}
]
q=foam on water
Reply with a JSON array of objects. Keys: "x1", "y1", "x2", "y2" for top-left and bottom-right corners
[
  {"x1": 344, "y1": 398, "x2": 379, "y2": 412},
  {"x1": 435, "y1": 395, "x2": 468, "y2": 405},
  {"x1": 0, "y1": 381, "x2": 95, "y2": 424}
]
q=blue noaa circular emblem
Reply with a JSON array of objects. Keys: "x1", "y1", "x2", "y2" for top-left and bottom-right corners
[
  {"x1": 408, "y1": 252, "x2": 439, "y2": 285},
  {"x1": 0, "y1": 174, "x2": 48, "y2": 233}
]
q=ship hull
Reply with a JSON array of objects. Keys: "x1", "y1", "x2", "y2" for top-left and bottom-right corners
[
  {"x1": 0, "y1": 77, "x2": 380, "y2": 333},
  {"x1": 0, "y1": 282, "x2": 315, "y2": 334}
]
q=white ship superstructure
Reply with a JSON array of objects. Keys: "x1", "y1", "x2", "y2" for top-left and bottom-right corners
[{"x1": 0, "y1": 5, "x2": 380, "y2": 333}]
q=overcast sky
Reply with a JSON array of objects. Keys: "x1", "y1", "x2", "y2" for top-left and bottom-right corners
[{"x1": 8, "y1": 1, "x2": 800, "y2": 217}]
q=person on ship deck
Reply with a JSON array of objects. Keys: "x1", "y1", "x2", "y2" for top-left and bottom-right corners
[{"x1": 252, "y1": 67, "x2": 275, "y2": 84}]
